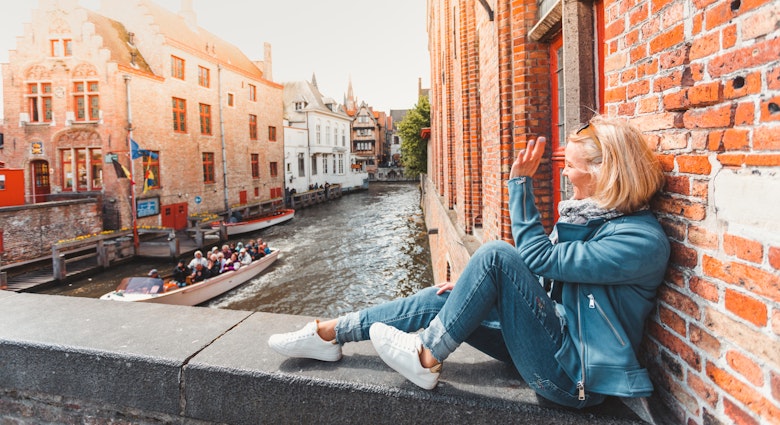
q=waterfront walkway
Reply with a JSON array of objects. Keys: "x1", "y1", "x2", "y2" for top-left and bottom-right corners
[{"x1": 0, "y1": 291, "x2": 665, "y2": 424}]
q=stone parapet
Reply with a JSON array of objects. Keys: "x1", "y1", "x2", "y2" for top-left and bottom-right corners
[{"x1": 0, "y1": 292, "x2": 649, "y2": 424}]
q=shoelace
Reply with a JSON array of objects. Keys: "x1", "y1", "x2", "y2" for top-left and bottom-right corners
[{"x1": 386, "y1": 327, "x2": 420, "y2": 354}]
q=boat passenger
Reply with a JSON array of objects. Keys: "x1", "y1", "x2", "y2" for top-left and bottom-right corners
[
  {"x1": 227, "y1": 252, "x2": 241, "y2": 271},
  {"x1": 208, "y1": 254, "x2": 222, "y2": 276},
  {"x1": 221, "y1": 244, "x2": 232, "y2": 259},
  {"x1": 191, "y1": 263, "x2": 211, "y2": 283},
  {"x1": 148, "y1": 269, "x2": 160, "y2": 279},
  {"x1": 238, "y1": 248, "x2": 252, "y2": 266},
  {"x1": 188, "y1": 250, "x2": 208, "y2": 270},
  {"x1": 172, "y1": 260, "x2": 190, "y2": 286}
]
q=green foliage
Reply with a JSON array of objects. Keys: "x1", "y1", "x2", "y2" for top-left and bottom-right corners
[{"x1": 398, "y1": 96, "x2": 431, "y2": 178}]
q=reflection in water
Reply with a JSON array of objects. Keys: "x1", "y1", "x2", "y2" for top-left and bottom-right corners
[{"x1": 41, "y1": 183, "x2": 434, "y2": 318}]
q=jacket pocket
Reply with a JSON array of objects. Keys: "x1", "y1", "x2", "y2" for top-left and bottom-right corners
[{"x1": 587, "y1": 293, "x2": 626, "y2": 346}]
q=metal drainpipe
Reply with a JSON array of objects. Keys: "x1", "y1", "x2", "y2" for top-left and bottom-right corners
[{"x1": 217, "y1": 64, "x2": 229, "y2": 213}]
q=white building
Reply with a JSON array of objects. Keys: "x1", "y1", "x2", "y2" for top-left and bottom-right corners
[{"x1": 283, "y1": 76, "x2": 367, "y2": 194}]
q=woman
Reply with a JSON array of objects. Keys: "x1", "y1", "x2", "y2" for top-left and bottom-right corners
[{"x1": 268, "y1": 116, "x2": 669, "y2": 407}]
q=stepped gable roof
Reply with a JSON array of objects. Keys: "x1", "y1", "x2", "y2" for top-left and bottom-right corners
[
  {"x1": 140, "y1": 0, "x2": 264, "y2": 81},
  {"x1": 283, "y1": 80, "x2": 349, "y2": 121},
  {"x1": 85, "y1": 9, "x2": 153, "y2": 74}
]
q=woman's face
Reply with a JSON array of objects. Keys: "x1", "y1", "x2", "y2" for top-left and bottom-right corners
[{"x1": 563, "y1": 142, "x2": 594, "y2": 200}]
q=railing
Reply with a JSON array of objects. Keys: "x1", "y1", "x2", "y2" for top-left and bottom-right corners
[{"x1": 51, "y1": 230, "x2": 135, "y2": 281}]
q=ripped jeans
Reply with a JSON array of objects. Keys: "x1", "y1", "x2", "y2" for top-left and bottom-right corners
[{"x1": 335, "y1": 240, "x2": 605, "y2": 408}]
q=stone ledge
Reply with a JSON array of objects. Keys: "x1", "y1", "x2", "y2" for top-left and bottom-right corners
[{"x1": 0, "y1": 292, "x2": 650, "y2": 424}]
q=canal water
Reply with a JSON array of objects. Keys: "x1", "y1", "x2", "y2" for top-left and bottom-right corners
[{"x1": 40, "y1": 183, "x2": 434, "y2": 318}]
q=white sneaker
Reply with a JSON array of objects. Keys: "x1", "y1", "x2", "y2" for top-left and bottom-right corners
[
  {"x1": 268, "y1": 321, "x2": 342, "y2": 362},
  {"x1": 369, "y1": 322, "x2": 441, "y2": 390}
]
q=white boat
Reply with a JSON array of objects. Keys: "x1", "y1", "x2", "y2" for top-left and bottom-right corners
[
  {"x1": 212, "y1": 209, "x2": 295, "y2": 236},
  {"x1": 100, "y1": 249, "x2": 279, "y2": 305}
]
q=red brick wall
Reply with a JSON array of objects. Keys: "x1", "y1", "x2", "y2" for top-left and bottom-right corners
[{"x1": 427, "y1": 0, "x2": 780, "y2": 423}]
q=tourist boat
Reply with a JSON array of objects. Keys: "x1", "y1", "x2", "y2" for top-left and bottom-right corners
[
  {"x1": 212, "y1": 209, "x2": 295, "y2": 236},
  {"x1": 99, "y1": 249, "x2": 279, "y2": 305}
]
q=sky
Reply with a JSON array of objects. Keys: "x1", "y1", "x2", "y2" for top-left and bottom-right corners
[{"x1": 0, "y1": 0, "x2": 430, "y2": 116}]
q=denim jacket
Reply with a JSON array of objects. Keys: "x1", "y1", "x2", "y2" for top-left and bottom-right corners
[{"x1": 508, "y1": 177, "x2": 670, "y2": 398}]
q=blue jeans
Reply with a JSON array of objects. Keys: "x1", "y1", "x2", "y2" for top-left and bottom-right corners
[{"x1": 335, "y1": 240, "x2": 605, "y2": 408}]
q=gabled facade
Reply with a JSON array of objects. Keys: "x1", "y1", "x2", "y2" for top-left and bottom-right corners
[
  {"x1": 0, "y1": 0, "x2": 284, "y2": 230},
  {"x1": 282, "y1": 77, "x2": 367, "y2": 193},
  {"x1": 349, "y1": 102, "x2": 382, "y2": 178}
]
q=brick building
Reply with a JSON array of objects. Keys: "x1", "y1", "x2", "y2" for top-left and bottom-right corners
[
  {"x1": 425, "y1": 0, "x2": 779, "y2": 423},
  {"x1": 344, "y1": 80, "x2": 387, "y2": 178},
  {"x1": 0, "y1": 0, "x2": 283, "y2": 230}
]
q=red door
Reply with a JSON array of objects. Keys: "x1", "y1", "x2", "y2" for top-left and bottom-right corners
[
  {"x1": 31, "y1": 160, "x2": 50, "y2": 203},
  {"x1": 162, "y1": 202, "x2": 189, "y2": 230}
]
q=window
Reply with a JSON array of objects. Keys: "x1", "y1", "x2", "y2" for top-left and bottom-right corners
[
  {"x1": 26, "y1": 83, "x2": 53, "y2": 123},
  {"x1": 294, "y1": 101, "x2": 304, "y2": 110},
  {"x1": 268, "y1": 126, "x2": 277, "y2": 141},
  {"x1": 227, "y1": 93, "x2": 234, "y2": 107},
  {"x1": 142, "y1": 151, "x2": 160, "y2": 191},
  {"x1": 171, "y1": 56, "x2": 185, "y2": 80},
  {"x1": 60, "y1": 147, "x2": 102, "y2": 191},
  {"x1": 338, "y1": 154, "x2": 344, "y2": 174},
  {"x1": 322, "y1": 156, "x2": 328, "y2": 174},
  {"x1": 249, "y1": 114, "x2": 258, "y2": 140},
  {"x1": 50, "y1": 39, "x2": 72, "y2": 57},
  {"x1": 73, "y1": 81, "x2": 99, "y2": 121},
  {"x1": 199, "y1": 103, "x2": 212, "y2": 135},
  {"x1": 251, "y1": 154, "x2": 259, "y2": 179},
  {"x1": 358, "y1": 114, "x2": 369, "y2": 123},
  {"x1": 202, "y1": 152, "x2": 215, "y2": 183},
  {"x1": 326, "y1": 124, "x2": 331, "y2": 145},
  {"x1": 198, "y1": 66, "x2": 210, "y2": 88},
  {"x1": 248, "y1": 84, "x2": 256, "y2": 101},
  {"x1": 342, "y1": 126, "x2": 346, "y2": 146},
  {"x1": 316, "y1": 123, "x2": 321, "y2": 144},
  {"x1": 269, "y1": 161, "x2": 278, "y2": 178},
  {"x1": 271, "y1": 187, "x2": 282, "y2": 198},
  {"x1": 311, "y1": 156, "x2": 317, "y2": 175},
  {"x1": 254, "y1": 187, "x2": 259, "y2": 197},
  {"x1": 298, "y1": 154, "x2": 305, "y2": 177},
  {"x1": 172, "y1": 97, "x2": 186, "y2": 132}
]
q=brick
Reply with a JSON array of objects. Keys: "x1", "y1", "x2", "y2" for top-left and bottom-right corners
[
  {"x1": 691, "y1": 179, "x2": 708, "y2": 199},
  {"x1": 664, "y1": 90, "x2": 690, "y2": 111},
  {"x1": 723, "y1": 233, "x2": 764, "y2": 263},
  {"x1": 688, "y1": 82, "x2": 723, "y2": 107},
  {"x1": 725, "y1": 289, "x2": 768, "y2": 327},
  {"x1": 660, "y1": 304, "x2": 687, "y2": 336},
  {"x1": 770, "y1": 246, "x2": 780, "y2": 270},
  {"x1": 709, "y1": 37, "x2": 780, "y2": 78},
  {"x1": 659, "y1": 44, "x2": 690, "y2": 70},
  {"x1": 705, "y1": 307, "x2": 780, "y2": 367},
  {"x1": 721, "y1": 128, "x2": 750, "y2": 151},
  {"x1": 690, "y1": 31, "x2": 720, "y2": 60},
  {"x1": 619, "y1": 101, "x2": 637, "y2": 115},
  {"x1": 723, "y1": 398, "x2": 761, "y2": 425},
  {"x1": 660, "y1": 217, "x2": 687, "y2": 241},
  {"x1": 703, "y1": 255, "x2": 780, "y2": 302},
  {"x1": 769, "y1": 65, "x2": 780, "y2": 90},
  {"x1": 691, "y1": 130, "x2": 710, "y2": 150},
  {"x1": 688, "y1": 225, "x2": 718, "y2": 249},
  {"x1": 705, "y1": 2, "x2": 736, "y2": 30},
  {"x1": 683, "y1": 104, "x2": 734, "y2": 129},
  {"x1": 754, "y1": 126, "x2": 780, "y2": 150},
  {"x1": 658, "y1": 153, "x2": 676, "y2": 171},
  {"x1": 742, "y1": 1, "x2": 780, "y2": 40},
  {"x1": 631, "y1": 112, "x2": 683, "y2": 131},
  {"x1": 688, "y1": 371, "x2": 719, "y2": 408},
  {"x1": 773, "y1": 370, "x2": 780, "y2": 402},
  {"x1": 690, "y1": 323, "x2": 722, "y2": 357},
  {"x1": 690, "y1": 276, "x2": 720, "y2": 303},
  {"x1": 649, "y1": 321, "x2": 702, "y2": 369},
  {"x1": 760, "y1": 94, "x2": 780, "y2": 123},
  {"x1": 774, "y1": 310, "x2": 780, "y2": 336},
  {"x1": 677, "y1": 155, "x2": 712, "y2": 174},
  {"x1": 655, "y1": 69, "x2": 686, "y2": 92},
  {"x1": 638, "y1": 96, "x2": 659, "y2": 113},
  {"x1": 723, "y1": 72, "x2": 762, "y2": 100},
  {"x1": 717, "y1": 153, "x2": 747, "y2": 167},
  {"x1": 734, "y1": 101, "x2": 755, "y2": 126},
  {"x1": 655, "y1": 196, "x2": 707, "y2": 220},
  {"x1": 665, "y1": 175, "x2": 691, "y2": 195},
  {"x1": 745, "y1": 154, "x2": 780, "y2": 166},
  {"x1": 650, "y1": 23, "x2": 685, "y2": 54},
  {"x1": 706, "y1": 362, "x2": 779, "y2": 421},
  {"x1": 722, "y1": 24, "x2": 738, "y2": 49},
  {"x1": 726, "y1": 350, "x2": 764, "y2": 386},
  {"x1": 670, "y1": 240, "x2": 700, "y2": 268},
  {"x1": 660, "y1": 284, "x2": 701, "y2": 319}
]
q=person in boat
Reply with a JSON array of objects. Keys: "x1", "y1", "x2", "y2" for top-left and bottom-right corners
[
  {"x1": 188, "y1": 250, "x2": 209, "y2": 270},
  {"x1": 148, "y1": 269, "x2": 160, "y2": 279},
  {"x1": 238, "y1": 248, "x2": 253, "y2": 266},
  {"x1": 172, "y1": 260, "x2": 190, "y2": 286},
  {"x1": 207, "y1": 254, "x2": 222, "y2": 276},
  {"x1": 267, "y1": 116, "x2": 670, "y2": 406},
  {"x1": 190, "y1": 262, "x2": 211, "y2": 283},
  {"x1": 220, "y1": 244, "x2": 232, "y2": 259}
]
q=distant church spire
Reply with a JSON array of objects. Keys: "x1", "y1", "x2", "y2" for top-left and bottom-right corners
[
  {"x1": 311, "y1": 72, "x2": 318, "y2": 89},
  {"x1": 345, "y1": 75, "x2": 356, "y2": 111}
]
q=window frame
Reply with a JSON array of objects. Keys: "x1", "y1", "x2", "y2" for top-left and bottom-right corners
[
  {"x1": 172, "y1": 97, "x2": 187, "y2": 133},
  {"x1": 202, "y1": 152, "x2": 216, "y2": 184},
  {"x1": 171, "y1": 55, "x2": 185, "y2": 80},
  {"x1": 268, "y1": 126, "x2": 277, "y2": 142},
  {"x1": 50, "y1": 39, "x2": 72, "y2": 57},
  {"x1": 143, "y1": 151, "x2": 161, "y2": 191},
  {"x1": 198, "y1": 66, "x2": 210, "y2": 88},
  {"x1": 249, "y1": 114, "x2": 258, "y2": 140},
  {"x1": 269, "y1": 161, "x2": 278, "y2": 178},
  {"x1": 251, "y1": 153, "x2": 260, "y2": 179},
  {"x1": 199, "y1": 103, "x2": 212, "y2": 135},
  {"x1": 248, "y1": 84, "x2": 257, "y2": 101},
  {"x1": 26, "y1": 82, "x2": 53, "y2": 123},
  {"x1": 73, "y1": 80, "x2": 99, "y2": 122}
]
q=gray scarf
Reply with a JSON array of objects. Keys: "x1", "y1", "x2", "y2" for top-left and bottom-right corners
[{"x1": 550, "y1": 199, "x2": 624, "y2": 243}]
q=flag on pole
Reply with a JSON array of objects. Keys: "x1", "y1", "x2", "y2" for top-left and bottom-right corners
[
  {"x1": 143, "y1": 156, "x2": 155, "y2": 193},
  {"x1": 112, "y1": 159, "x2": 135, "y2": 185},
  {"x1": 130, "y1": 138, "x2": 158, "y2": 160}
]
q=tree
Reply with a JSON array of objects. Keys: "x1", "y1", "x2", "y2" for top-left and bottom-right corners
[{"x1": 398, "y1": 95, "x2": 430, "y2": 178}]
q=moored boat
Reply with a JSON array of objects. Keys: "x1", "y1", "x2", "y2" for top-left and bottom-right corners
[
  {"x1": 100, "y1": 249, "x2": 279, "y2": 305},
  {"x1": 212, "y1": 209, "x2": 295, "y2": 236}
]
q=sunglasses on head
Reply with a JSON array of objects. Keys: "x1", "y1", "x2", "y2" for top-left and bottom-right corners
[{"x1": 576, "y1": 122, "x2": 603, "y2": 150}]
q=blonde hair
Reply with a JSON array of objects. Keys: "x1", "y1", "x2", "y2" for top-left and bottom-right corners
[{"x1": 567, "y1": 115, "x2": 664, "y2": 214}]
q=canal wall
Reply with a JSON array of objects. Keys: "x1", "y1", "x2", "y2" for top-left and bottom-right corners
[
  {"x1": 0, "y1": 291, "x2": 661, "y2": 424},
  {"x1": 0, "y1": 198, "x2": 103, "y2": 264}
]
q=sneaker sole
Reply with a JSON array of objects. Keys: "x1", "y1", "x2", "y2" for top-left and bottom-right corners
[{"x1": 267, "y1": 338, "x2": 342, "y2": 362}]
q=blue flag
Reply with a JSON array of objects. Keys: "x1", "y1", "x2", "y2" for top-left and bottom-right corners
[{"x1": 130, "y1": 138, "x2": 158, "y2": 159}]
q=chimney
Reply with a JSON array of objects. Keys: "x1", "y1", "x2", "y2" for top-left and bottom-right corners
[
  {"x1": 264, "y1": 42, "x2": 273, "y2": 81},
  {"x1": 179, "y1": 0, "x2": 196, "y2": 27}
]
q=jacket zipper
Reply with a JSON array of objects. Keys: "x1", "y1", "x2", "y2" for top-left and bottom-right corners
[
  {"x1": 577, "y1": 286, "x2": 586, "y2": 400},
  {"x1": 587, "y1": 294, "x2": 627, "y2": 346}
]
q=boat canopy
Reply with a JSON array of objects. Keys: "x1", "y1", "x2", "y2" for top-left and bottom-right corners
[{"x1": 116, "y1": 277, "x2": 166, "y2": 294}]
